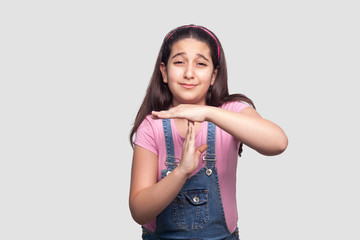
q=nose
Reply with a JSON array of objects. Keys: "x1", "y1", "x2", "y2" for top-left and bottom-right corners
[{"x1": 184, "y1": 64, "x2": 194, "y2": 79}]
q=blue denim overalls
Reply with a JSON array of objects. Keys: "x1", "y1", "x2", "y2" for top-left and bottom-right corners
[{"x1": 142, "y1": 119, "x2": 239, "y2": 240}]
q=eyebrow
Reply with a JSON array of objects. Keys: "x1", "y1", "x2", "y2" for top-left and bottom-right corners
[{"x1": 171, "y1": 52, "x2": 210, "y2": 62}]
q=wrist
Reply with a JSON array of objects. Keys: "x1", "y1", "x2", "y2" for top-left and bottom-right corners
[
  {"x1": 172, "y1": 166, "x2": 191, "y2": 181},
  {"x1": 204, "y1": 105, "x2": 216, "y2": 122}
]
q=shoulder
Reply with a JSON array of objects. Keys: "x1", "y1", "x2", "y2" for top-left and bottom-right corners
[
  {"x1": 136, "y1": 115, "x2": 164, "y2": 137},
  {"x1": 134, "y1": 115, "x2": 164, "y2": 155},
  {"x1": 220, "y1": 101, "x2": 251, "y2": 112},
  {"x1": 139, "y1": 115, "x2": 162, "y2": 127}
]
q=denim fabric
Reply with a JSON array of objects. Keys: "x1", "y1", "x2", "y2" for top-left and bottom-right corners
[
  {"x1": 142, "y1": 227, "x2": 160, "y2": 240},
  {"x1": 141, "y1": 119, "x2": 239, "y2": 240},
  {"x1": 142, "y1": 226, "x2": 239, "y2": 240}
]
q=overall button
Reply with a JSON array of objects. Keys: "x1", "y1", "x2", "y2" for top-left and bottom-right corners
[
  {"x1": 166, "y1": 171, "x2": 171, "y2": 175},
  {"x1": 206, "y1": 169, "x2": 212, "y2": 176},
  {"x1": 193, "y1": 196, "x2": 199, "y2": 203}
]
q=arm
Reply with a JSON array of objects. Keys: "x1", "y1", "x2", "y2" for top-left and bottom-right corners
[
  {"x1": 206, "y1": 106, "x2": 288, "y2": 156},
  {"x1": 129, "y1": 121, "x2": 207, "y2": 225},
  {"x1": 152, "y1": 104, "x2": 288, "y2": 156}
]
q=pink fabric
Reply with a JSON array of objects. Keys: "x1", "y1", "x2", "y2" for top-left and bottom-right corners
[{"x1": 134, "y1": 101, "x2": 250, "y2": 232}]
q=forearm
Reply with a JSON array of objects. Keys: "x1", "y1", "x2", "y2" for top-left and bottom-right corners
[
  {"x1": 205, "y1": 106, "x2": 288, "y2": 156},
  {"x1": 130, "y1": 167, "x2": 188, "y2": 225}
]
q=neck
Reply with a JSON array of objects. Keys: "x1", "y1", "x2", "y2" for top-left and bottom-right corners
[{"x1": 172, "y1": 99, "x2": 206, "y2": 107}]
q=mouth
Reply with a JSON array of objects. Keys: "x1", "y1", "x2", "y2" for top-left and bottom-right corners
[{"x1": 180, "y1": 83, "x2": 197, "y2": 89}]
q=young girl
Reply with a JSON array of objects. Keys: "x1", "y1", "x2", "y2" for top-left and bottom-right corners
[{"x1": 129, "y1": 24, "x2": 288, "y2": 240}]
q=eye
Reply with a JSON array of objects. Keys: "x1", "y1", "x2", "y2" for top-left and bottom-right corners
[
  {"x1": 173, "y1": 61, "x2": 184, "y2": 64},
  {"x1": 197, "y1": 62, "x2": 207, "y2": 66}
]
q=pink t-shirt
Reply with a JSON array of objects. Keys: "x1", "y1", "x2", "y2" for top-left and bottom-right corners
[{"x1": 134, "y1": 101, "x2": 249, "y2": 232}]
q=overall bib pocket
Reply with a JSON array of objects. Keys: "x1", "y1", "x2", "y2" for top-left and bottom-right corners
[{"x1": 172, "y1": 189, "x2": 209, "y2": 230}]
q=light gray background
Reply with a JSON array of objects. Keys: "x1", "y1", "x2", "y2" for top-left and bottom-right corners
[{"x1": 1, "y1": 1, "x2": 359, "y2": 239}]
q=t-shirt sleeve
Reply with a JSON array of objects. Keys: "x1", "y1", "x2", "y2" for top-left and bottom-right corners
[
  {"x1": 222, "y1": 101, "x2": 251, "y2": 113},
  {"x1": 134, "y1": 116, "x2": 158, "y2": 155}
]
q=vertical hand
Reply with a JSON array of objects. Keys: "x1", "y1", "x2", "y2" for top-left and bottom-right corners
[{"x1": 178, "y1": 120, "x2": 208, "y2": 177}]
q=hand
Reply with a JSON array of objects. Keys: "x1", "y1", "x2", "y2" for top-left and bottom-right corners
[
  {"x1": 178, "y1": 121, "x2": 208, "y2": 177},
  {"x1": 152, "y1": 104, "x2": 209, "y2": 122}
]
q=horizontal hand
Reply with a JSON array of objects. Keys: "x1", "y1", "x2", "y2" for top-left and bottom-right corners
[{"x1": 152, "y1": 104, "x2": 209, "y2": 122}]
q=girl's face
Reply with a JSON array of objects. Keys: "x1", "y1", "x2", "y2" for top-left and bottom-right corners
[{"x1": 160, "y1": 38, "x2": 218, "y2": 107}]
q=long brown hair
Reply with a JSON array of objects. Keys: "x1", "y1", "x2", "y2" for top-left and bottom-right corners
[{"x1": 129, "y1": 24, "x2": 255, "y2": 156}]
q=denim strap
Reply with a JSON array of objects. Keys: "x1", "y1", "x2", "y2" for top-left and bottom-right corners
[
  {"x1": 205, "y1": 122, "x2": 216, "y2": 169},
  {"x1": 162, "y1": 119, "x2": 177, "y2": 172}
]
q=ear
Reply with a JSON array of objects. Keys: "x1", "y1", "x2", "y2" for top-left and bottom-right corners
[
  {"x1": 160, "y1": 62, "x2": 168, "y2": 83},
  {"x1": 210, "y1": 67, "x2": 218, "y2": 86}
]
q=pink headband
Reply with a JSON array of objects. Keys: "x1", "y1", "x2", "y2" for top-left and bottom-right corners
[{"x1": 167, "y1": 25, "x2": 220, "y2": 61}]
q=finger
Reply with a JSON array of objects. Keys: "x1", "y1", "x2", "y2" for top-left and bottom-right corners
[
  {"x1": 195, "y1": 144, "x2": 208, "y2": 158},
  {"x1": 151, "y1": 110, "x2": 171, "y2": 119},
  {"x1": 188, "y1": 121, "x2": 195, "y2": 141},
  {"x1": 151, "y1": 111, "x2": 160, "y2": 119},
  {"x1": 186, "y1": 120, "x2": 192, "y2": 134},
  {"x1": 151, "y1": 111, "x2": 162, "y2": 119},
  {"x1": 183, "y1": 121, "x2": 195, "y2": 152},
  {"x1": 184, "y1": 120, "x2": 191, "y2": 144}
]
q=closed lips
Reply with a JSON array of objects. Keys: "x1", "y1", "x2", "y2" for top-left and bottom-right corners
[{"x1": 180, "y1": 83, "x2": 197, "y2": 89}]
